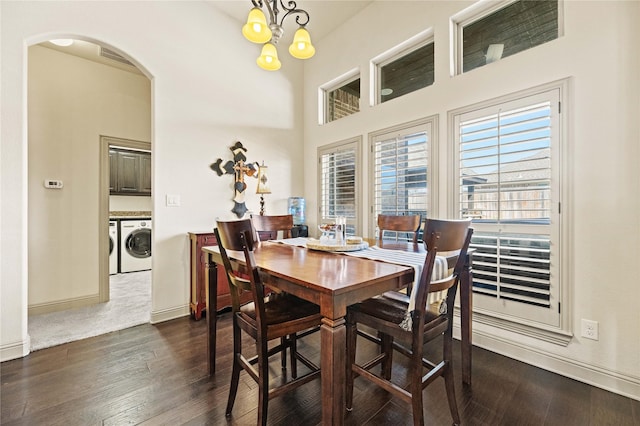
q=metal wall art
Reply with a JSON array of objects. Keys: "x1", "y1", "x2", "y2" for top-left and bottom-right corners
[{"x1": 210, "y1": 141, "x2": 259, "y2": 218}]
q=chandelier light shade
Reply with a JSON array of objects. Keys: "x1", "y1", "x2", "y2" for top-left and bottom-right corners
[
  {"x1": 257, "y1": 43, "x2": 282, "y2": 71},
  {"x1": 242, "y1": 7, "x2": 272, "y2": 43},
  {"x1": 242, "y1": 0, "x2": 315, "y2": 71},
  {"x1": 289, "y1": 27, "x2": 315, "y2": 59}
]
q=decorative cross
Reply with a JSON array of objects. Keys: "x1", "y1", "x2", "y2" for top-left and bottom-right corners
[{"x1": 210, "y1": 141, "x2": 259, "y2": 218}]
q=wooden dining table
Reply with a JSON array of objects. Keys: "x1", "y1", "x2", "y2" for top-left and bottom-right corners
[{"x1": 203, "y1": 239, "x2": 473, "y2": 426}]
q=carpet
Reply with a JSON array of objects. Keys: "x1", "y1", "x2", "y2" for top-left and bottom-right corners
[{"x1": 28, "y1": 270, "x2": 151, "y2": 351}]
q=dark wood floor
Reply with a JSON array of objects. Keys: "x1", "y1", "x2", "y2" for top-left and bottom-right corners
[{"x1": 2, "y1": 312, "x2": 639, "y2": 425}]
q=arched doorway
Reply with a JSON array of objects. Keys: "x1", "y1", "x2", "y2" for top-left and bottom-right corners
[{"x1": 27, "y1": 37, "x2": 153, "y2": 349}]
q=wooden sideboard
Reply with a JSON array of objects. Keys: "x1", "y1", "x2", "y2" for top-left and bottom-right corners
[
  {"x1": 189, "y1": 231, "x2": 251, "y2": 320},
  {"x1": 188, "y1": 232, "x2": 217, "y2": 320}
]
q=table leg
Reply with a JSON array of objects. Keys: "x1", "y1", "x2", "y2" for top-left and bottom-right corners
[
  {"x1": 460, "y1": 255, "x2": 473, "y2": 386},
  {"x1": 206, "y1": 254, "x2": 218, "y2": 375},
  {"x1": 320, "y1": 317, "x2": 346, "y2": 426}
]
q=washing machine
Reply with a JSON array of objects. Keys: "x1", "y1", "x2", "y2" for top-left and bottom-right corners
[
  {"x1": 120, "y1": 219, "x2": 152, "y2": 272},
  {"x1": 109, "y1": 221, "x2": 119, "y2": 275}
]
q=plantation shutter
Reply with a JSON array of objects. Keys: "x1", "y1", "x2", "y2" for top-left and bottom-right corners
[
  {"x1": 372, "y1": 123, "x2": 429, "y2": 240},
  {"x1": 319, "y1": 141, "x2": 358, "y2": 234},
  {"x1": 454, "y1": 88, "x2": 561, "y2": 327}
]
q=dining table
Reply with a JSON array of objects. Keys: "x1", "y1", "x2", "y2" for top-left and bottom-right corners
[{"x1": 202, "y1": 238, "x2": 473, "y2": 426}]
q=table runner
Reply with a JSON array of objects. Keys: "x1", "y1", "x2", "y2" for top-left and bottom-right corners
[{"x1": 274, "y1": 238, "x2": 449, "y2": 330}]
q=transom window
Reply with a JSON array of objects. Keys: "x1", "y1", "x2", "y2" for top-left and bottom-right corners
[
  {"x1": 374, "y1": 34, "x2": 434, "y2": 104},
  {"x1": 322, "y1": 74, "x2": 360, "y2": 124},
  {"x1": 455, "y1": 0, "x2": 560, "y2": 74}
]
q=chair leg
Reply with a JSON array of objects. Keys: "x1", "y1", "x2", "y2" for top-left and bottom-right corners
[
  {"x1": 345, "y1": 317, "x2": 357, "y2": 411},
  {"x1": 290, "y1": 333, "x2": 298, "y2": 379},
  {"x1": 443, "y1": 360, "x2": 461, "y2": 425},
  {"x1": 226, "y1": 320, "x2": 242, "y2": 417},
  {"x1": 410, "y1": 349, "x2": 425, "y2": 426},
  {"x1": 257, "y1": 338, "x2": 270, "y2": 426},
  {"x1": 280, "y1": 336, "x2": 287, "y2": 370},
  {"x1": 380, "y1": 333, "x2": 393, "y2": 380},
  {"x1": 443, "y1": 331, "x2": 460, "y2": 425}
]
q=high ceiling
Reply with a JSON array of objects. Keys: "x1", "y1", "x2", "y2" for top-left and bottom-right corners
[
  {"x1": 38, "y1": 1, "x2": 372, "y2": 74},
  {"x1": 209, "y1": 0, "x2": 372, "y2": 42}
]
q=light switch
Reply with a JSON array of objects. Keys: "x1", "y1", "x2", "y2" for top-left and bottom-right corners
[{"x1": 166, "y1": 194, "x2": 181, "y2": 207}]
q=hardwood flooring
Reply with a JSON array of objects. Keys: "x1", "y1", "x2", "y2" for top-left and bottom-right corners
[{"x1": 2, "y1": 313, "x2": 639, "y2": 425}]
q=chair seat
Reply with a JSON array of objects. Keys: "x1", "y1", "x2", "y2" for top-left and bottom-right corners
[
  {"x1": 350, "y1": 296, "x2": 446, "y2": 335},
  {"x1": 239, "y1": 294, "x2": 321, "y2": 339}
]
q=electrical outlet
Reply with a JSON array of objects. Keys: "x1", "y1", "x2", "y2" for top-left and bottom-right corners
[{"x1": 581, "y1": 319, "x2": 599, "y2": 341}]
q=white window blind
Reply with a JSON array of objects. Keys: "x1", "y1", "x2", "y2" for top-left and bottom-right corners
[
  {"x1": 454, "y1": 87, "x2": 562, "y2": 328},
  {"x1": 319, "y1": 140, "x2": 359, "y2": 234},
  {"x1": 371, "y1": 121, "x2": 431, "y2": 240},
  {"x1": 459, "y1": 101, "x2": 552, "y2": 222}
]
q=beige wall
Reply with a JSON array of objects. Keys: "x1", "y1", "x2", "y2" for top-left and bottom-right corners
[
  {"x1": 302, "y1": 1, "x2": 640, "y2": 399},
  {"x1": 27, "y1": 44, "x2": 151, "y2": 309},
  {"x1": 1, "y1": 1, "x2": 305, "y2": 361}
]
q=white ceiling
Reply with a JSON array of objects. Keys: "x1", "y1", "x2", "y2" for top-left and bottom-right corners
[
  {"x1": 40, "y1": 40, "x2": 145, "y2": 75},
  {"x1": 37, "y1": 1, "x2": 371, "y2": 73},
  {"x1": 209, "y1": 0, "x2": 372, "y2": 42}
]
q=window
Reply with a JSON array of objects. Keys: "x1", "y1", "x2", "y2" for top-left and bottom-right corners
[
  {"x1": 370, "y1": 117, "x2": 436, "y2": 239},
  {"x1": 454, "y1": 0, "x2": 560, "y2": 74},
  {"x1": 322, "y1": 73, "x2": 360, "y2": 124},
  {"x1": 451, "y1": 81, "x2": 568, "y2": 336},
  {"x1": 374, "y1": 33, "x2": 434, "y2": 104},
  {"x1": 318, "y1": 138, "x2": 361, "y2": 234}
]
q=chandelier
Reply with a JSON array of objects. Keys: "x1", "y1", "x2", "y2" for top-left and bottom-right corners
[{"x1": 242, "y1": 0, "x2": 316, "y2": 71}]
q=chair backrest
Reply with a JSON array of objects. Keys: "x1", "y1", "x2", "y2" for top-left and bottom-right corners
[
  {"x1": 413, "y1": 218, "x2": 473, "y2": 326},
  {"x1": 215, "y1": 219, "x2": 267, "y2": 325},
  {"x1": 377, "y1": 214, "x2": 422, "y2": 245},
  {"x1": 251, "y1": 214, "x2": 294, "y2": 241}
]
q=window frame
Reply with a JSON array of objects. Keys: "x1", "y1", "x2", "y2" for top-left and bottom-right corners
[
  {"x1": 448, "y1": 78, "x2": 572, "y2": 345},
  {"x1": 319, "y1": 68, "x2": 361, "y2": 125},
  {"x1": 368, "y1": 116, "x2": 438, "y2": 238},
  {"x1": 370, "y1": 29, "x2": 435, "y2": 106},
  {"x1": 451, "y1": 0, "x2": 564, "y2": 76},
  {"x1": 317, "y1": 137, "x2": 362, "y2": 235}
]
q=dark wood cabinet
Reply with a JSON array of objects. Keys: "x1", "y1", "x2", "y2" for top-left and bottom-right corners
[
  {"x1": 110, "y1": 148, "x2": 151, "y2": 196},
  {"x1": 117, "y1": 151, "x2": 140, "y2": 193},
  {"x1": 139, "y1": 153, "x2": 152, "y2": 193},
  {"x1": 188, "y1": 231, "x2": 250, "y2": 320},
  {"x1": 109, "y1": 150, "x2": 118, "y2": 192}
]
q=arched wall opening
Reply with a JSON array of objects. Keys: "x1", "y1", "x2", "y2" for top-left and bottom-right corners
[{"x1": 25, "y1": 33, "x2": 154, "y2": 349}]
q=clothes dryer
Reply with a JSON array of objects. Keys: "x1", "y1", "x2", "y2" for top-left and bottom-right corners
[
  {"x1": 109, "y1": 221, "x2": 119, "y2": 275},
  {"x1": 120, "y1": 219, "x2": 152, "y2": 272}
]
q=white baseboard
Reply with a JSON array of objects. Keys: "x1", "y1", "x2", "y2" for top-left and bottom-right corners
[
  {"x1": 0, "y1": 336, "x2": 30, "y2": 362},
  {"x1": 150, "y1": 304, "x2": 190, "y2": 324},
  {"x1": 454, "y1": 325, "x2": 640, "y2": 402},
  {"x1": 28, "y1": 294, "x2": 100, "y2": 316}
]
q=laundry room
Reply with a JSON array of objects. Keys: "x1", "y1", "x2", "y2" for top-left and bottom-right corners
[{"x1": 108, "y1": 138, "x2": 153, "y2": 277}]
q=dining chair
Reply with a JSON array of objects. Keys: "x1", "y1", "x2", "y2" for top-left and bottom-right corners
[
  {"x1": 251, "y1": 213, "x2": 294, "y2": 241},
  {"x1": 377, "y1": 214, "x2": 422, "y2": 246},
  {"x1": 250, "y1": 212, "x2": 310, "y2": 369},
  {"x1": 377, "y1": 214, "x2": 422, "y2": 297},
  {"x1": 346, "y1": 218, "x2": 473, "y2": 426},
  {"x1": 215, "y1": 219, "x2": 322, "y2": 426}
]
